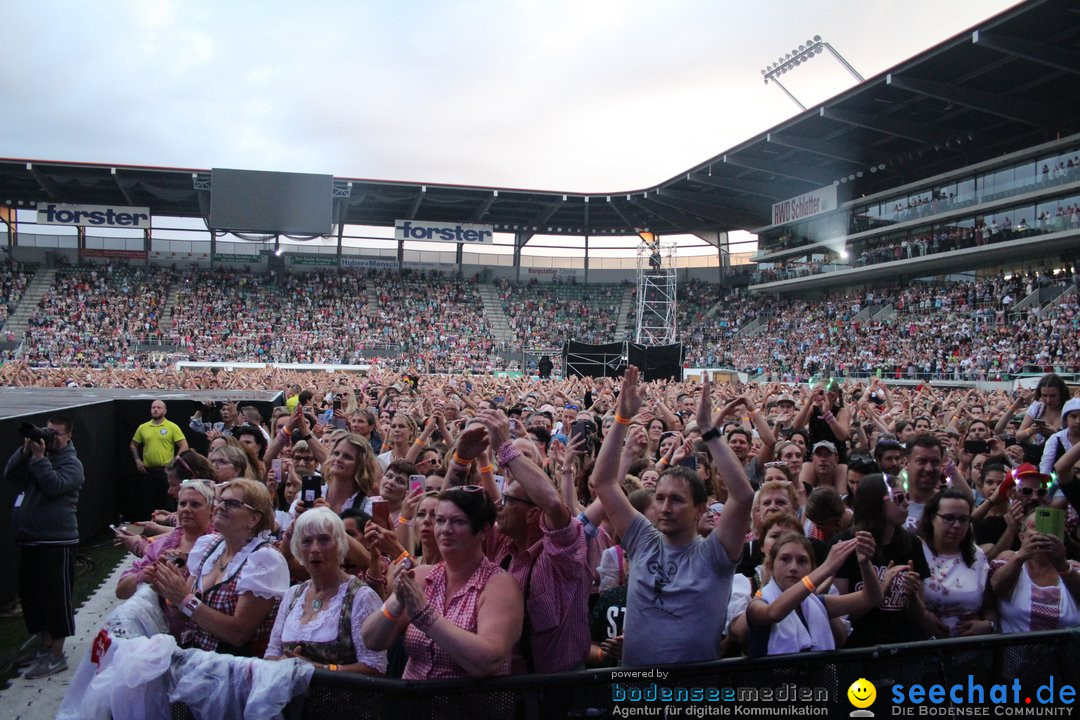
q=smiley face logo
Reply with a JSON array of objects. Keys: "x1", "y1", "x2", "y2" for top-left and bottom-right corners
[{"x1": 847, "y1": 678, "x2": 876, "y2": 709}]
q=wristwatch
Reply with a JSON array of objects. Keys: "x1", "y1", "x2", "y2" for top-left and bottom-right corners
[
  {"x1": 701, "y1": 426, "x2": 722, "y2": 441},
  {"x1": 181, "y1": 594, "x2": 202, "y2": 618}
]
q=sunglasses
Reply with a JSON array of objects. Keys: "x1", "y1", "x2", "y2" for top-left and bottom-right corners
[
  {"x1": 176, "y1": 455, "x2": 195, "y2": 477},
  {"x1": 936, "y1": 513, "x2": 971, "y2": 526},
  {"x1": 564, "y1": 404, "x2": 580, "y2": 411},
  {"x1": 764, "y1": 461, "x2": 789, "y2": 469},
  {"x1": 1016, "y1": 486, "x2": 1049, "y2": 498},
  {"x1": 885, "y1": 490, "x2": 908, "y2": 504},
  {"x1": 180, "y1": 478, "x2": 214, "y2": 488}
]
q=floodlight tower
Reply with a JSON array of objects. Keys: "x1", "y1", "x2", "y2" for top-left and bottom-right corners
[
  {"x1": 634, "y1": 232, "x2": 677, "y2": 345},
  {"x1": 760, "y1": 35, "x2": 864, "y2": 110}
]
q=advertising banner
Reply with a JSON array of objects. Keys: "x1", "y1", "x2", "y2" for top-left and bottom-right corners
[
  {"x1": 770, "y1": 185, "x2": 837, "y2": 226},
  {"x1": 38, "y1": 203, "x2": 151, "y2": 229},
  {"x1": 394, "y1": 220, "x2": 494, "y2": 244}
]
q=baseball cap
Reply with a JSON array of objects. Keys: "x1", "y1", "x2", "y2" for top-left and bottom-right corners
[
  {"x1": 812, "y1": 440, "x2": 838, "y2": 455},
  {"x1": 776, "y1": 394, "x2": 796, "y2": 406}
]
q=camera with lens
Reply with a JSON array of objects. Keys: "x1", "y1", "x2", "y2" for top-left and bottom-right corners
[{"x1": 19, "y1": 422, "x2": 58, "y2": 449}]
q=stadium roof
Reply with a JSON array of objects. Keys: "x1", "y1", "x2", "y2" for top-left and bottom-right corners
[{"x1": 1, "y1": 0, "x2": 1078, "y2": 241}]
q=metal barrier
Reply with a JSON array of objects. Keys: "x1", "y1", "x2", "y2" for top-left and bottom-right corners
[{"x1": 171, "y1": 628, "x2": 1080, "y2": 719}]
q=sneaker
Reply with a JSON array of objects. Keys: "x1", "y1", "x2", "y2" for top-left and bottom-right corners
[
  {"x1": 23, "y1": 653, "x2": 67, "y2": 679},
  {"x1": 12, "y1": 634, "x2": 46, "y2": 668}
]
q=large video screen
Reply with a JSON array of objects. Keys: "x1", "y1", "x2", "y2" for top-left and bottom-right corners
[{"x1": 210, "y1": 168, "x2": 333, "y2": 235}]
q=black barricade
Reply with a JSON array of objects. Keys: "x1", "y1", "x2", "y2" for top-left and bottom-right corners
[{"x1": 172, "y1": 628, "x2": 1080, "y2": 719}]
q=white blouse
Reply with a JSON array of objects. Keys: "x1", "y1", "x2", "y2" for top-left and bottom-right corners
[
  {"x1": 264, "y1": 580, "x2": 387, "y2": 671},
  {"x1": 921, "y1": 540, "x2": 989, "y2": 636},
  {"x1": 188, "y1": 533, "x2": 290, "y2": 600}
]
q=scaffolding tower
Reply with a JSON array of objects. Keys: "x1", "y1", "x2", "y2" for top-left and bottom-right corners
[{"x1": 634, "y1": 241, "x2": 677, "y2": 345}]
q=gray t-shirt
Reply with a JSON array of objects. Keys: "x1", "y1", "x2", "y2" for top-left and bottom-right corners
[{"x1": 620, "y1": 514, "x2": 734, "y2": 666}]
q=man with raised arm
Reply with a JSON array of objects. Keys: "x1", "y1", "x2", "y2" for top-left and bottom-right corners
[
  {"x1": 474, "y1": 409, "x2": 591, "y2": 673},
  {"x1": 593, "y1": 367, "x2": 754, "y2": 666}
]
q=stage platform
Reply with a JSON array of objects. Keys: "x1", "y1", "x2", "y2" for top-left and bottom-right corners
[{"x1": 0, "y1": 388, "x2": 282, "y2": 420}]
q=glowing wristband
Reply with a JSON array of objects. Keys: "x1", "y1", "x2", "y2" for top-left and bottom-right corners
[
  {"x1": 614, "y1": 413, "x2": 631, "y2": 426},
  {"x1": 801, "y1": 576, "x2": 816, "y2": 593}
]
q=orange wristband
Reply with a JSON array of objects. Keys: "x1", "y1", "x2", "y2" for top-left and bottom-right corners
[
  {"x1": 452, "y1": 452, "x2": 472, "y2": 466},
  {"x1": 614, "y1": 413, "x2": 631, "y2": 425},
  {"x1": 381, "y1": 602, "x2": 400, "y2": 621},
  {"x1": 478, "y1": 464, "x2": 494, "y2": 475},
  {"x1": 801, "y1": 576, "x2": 816, "y2": 593}
]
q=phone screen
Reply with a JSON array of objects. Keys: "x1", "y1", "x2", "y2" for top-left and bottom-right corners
[{"x1": 272, "y1": 458, "x2": 283, "y2": 483}]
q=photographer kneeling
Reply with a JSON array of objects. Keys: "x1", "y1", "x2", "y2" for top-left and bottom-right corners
[{"x1": 3, "y1": 417, "x2": 85, "y2": 679}]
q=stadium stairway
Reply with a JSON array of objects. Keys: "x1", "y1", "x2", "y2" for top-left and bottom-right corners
[
  {"x1": 871, "y1": 304, "x2": 896, "y2": 321},
  {"x1": 615, "y1": 286, "x2": 634, "y2": 339},
  {"x1": 477, "y1": 284, "x2": 516, "y2": 345},
  {"x1": 4, "y1": 267, "x2": 55, "y2": 337}
]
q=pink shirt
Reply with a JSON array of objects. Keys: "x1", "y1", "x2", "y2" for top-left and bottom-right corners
[
  {"x1": 403, "y1": 556, "x2": 511, "y2": 680},
  {"x1": 486, "y1": 515, "x2": 591, "y2": 673}
]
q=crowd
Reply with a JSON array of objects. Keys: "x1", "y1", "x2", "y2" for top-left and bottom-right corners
[
  {"x1": 755, "y1": 197, "x2": 1080, "y2": 283},
  {"x1": 2, "y1": 262, "x2": 1077, "y2": 383},
  {"x1": 170, "y1": 268, "x2": 372, "y2": 364},
  {"x1": 26, "y1": 364, "x2": 1078, "y2": 698},
  {"x1": 0, "y1": 262, "x2": 32, "y2": 337},
  {"x1": 23, "y1": 265, "x2": 172, "y2": 367},
  {"x1": 496, "y1": 278, "x2": 626, "y2": 348}
]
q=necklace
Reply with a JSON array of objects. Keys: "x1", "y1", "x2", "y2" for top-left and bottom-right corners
[
  {"x1": 311, "y1": 586, "x2": 336, "y2": 611},
  {"x1": 217, "y1": 552, "x2": 232, "y2": 573}
]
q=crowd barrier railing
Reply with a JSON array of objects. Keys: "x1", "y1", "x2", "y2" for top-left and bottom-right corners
[{"x1": 170, "y1": 628, "x2": 1080, "y2": 720}]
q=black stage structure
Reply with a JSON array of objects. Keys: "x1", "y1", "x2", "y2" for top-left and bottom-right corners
[
  {"x1": 0, "y1": 388, "x2": 281, "y2": 608},
  {"x1": 564, "y1": 340, "x2": 683, "y2": 381}
]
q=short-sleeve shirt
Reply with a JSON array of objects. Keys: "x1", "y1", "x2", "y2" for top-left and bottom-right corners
[
  {"x1": 132, "y1": 419, "x2": 186, "y2": 467},
  {"x1": 836, "y1": 529, "x2": 931, "y2": 647},
  {"x1": 620, "y1": 514, "x2": 735, "y2": 666}
]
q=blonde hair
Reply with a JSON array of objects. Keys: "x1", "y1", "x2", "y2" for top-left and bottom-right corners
[
  {"x1": 220, "y1": 478, "x2": 275, "y2": 535},
  {"x1": 323, "y1": 432, "x2": 379, "y2": 496}
]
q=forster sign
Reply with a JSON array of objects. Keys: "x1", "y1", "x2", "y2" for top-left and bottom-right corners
[
  {"x1": 38, "y1": 203, "x2": 151, "y2": 229},
  {"x1": 394, "y1": 220, "x2": 494, "y2": 244},
  {"x1": 771, "y1": 185, "x2": 837, "y2": 226}
]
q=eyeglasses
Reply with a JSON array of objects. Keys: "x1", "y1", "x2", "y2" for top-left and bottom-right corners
[
  {"x1": 210, "y1": 458, "x2": 233, "y2": 467},
  {"x1": 936, "y1": 513, "x2": 971, "y2": 526},
  {"x1": 499, "y1": 494, "x2": 536, "y2": 509},
  {"x1": 1016, "y1": 486, "x2": 1049, "y2": 498},
  {"x1": 214, "y1": 497, "x2": 256, "y2": 512},
  {"x1": 292, "y1": 454, "x2": 316, "y2": 463}
]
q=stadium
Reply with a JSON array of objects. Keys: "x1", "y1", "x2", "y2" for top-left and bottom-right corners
[{"x1": 0, "y1": 0, "x2": 1078, "y2": 717}]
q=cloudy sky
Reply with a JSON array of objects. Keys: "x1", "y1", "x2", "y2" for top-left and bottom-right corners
[{"x1": 3, "y1": 0, "x2": 1019, "y2": 198}]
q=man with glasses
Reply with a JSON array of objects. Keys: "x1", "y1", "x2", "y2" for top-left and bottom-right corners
[
  {"x1": 473, "y1": 409, "x2": 591, "y2": 674},
  {"x1": 4, "y1": 415, "x2": 84, "y2": 679},
  {"x1": 131, "y1": 400, "x2": 189, "y2": 521}
]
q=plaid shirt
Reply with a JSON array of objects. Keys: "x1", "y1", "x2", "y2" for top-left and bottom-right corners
[
  {"x1": 486, "y1": 514, "x2": 591, "y2": 673},
  {"x1": 184, "y1": 536, "x2": 280, "y2": 657},
  {"x1": 403, "y1": 556, "x2": 511, "y2": 679}
]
